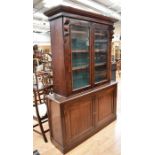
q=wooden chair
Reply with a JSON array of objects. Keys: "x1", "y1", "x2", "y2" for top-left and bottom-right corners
[
  {"x1": 41, "y1": 53, "x2": 52, "y2": 72},
  {"x1": 33, "y1": 58, "x2": 42, "y2": 73},
  {"x1": 33, "y1": 72, "x2": 53, "y2": 142}
]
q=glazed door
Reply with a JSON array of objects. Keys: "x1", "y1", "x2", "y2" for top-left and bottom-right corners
[
  {"x1": 70, "y1": 20, "x2": 91, "y2": 91},
  {"x1": 92, "y1": 23, "x2": 110, "y2": 85},
  {"x1": 63, "y1": 95, "x2": 94, "y2": 144},
  {"x1": 94, "y1": 86, "x2": 116, "y2": 127}
]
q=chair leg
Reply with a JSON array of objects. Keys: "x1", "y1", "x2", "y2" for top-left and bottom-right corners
[{"x1": 38, "y1": 119, "x2": 48, "y2": 143}]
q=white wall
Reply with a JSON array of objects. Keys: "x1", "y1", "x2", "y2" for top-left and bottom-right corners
[
  {"x1": 113, "y1": 21, "x2": 121, "y2": 41},
  {"x1": 33, "y1": 32, "x2": 50, "y2": 45}
]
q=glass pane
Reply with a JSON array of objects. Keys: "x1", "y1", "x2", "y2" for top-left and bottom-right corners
[
  {"x1": 94, "y1": 29, "x2": 108, "y2": 83},
  {"x1": 95, "y1": 65, "x2": 107, "y2": 82},
  {"x1": 72, "y1": 69, "x2": 89, "y2": 89},
  {"x1": 71, "y1": 25, "x2": 90, "y2": 90}
]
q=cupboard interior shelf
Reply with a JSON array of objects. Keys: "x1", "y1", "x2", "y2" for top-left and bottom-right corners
[
  {"x1": 95, "y1": 62, "x2": 106, "y2": 67},
  {"x1": 95, "y1": 33, "x2": 104, "y2": 36},
  {"x1": 95, "y1": 40, "x2": 108, "y2": 43},
  {"x1": 72, "y1": 50, "x2": 88, "y2": 53},
  {"x1": 95, "y1": 49, "x2": 107, "y2": 52},
  {"x1": 71, "y1": 30, "x2": 87, "y2": 34},
  {"x1": 72, "y1": 65, "x2": 89, "y2": 71}
]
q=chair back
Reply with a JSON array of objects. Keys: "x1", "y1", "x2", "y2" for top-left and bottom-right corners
[
  {"x1": 33, "y1": 72, "x2": 52, "y2": 105},
  {"x1": 41, "y1": 53, "x2": 52, "y2": 72},
  {"x1": 35, "y1": 72, "x2": 52, "y2": 89}
]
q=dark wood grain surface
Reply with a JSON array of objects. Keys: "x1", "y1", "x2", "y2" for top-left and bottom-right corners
[
  {"x1": 44, "y1": 5, "x2": 117, "y2": 153},
  {"x1": 47, "y1": 16, "x2": 114, "y2": 96},
  {"x1": 44, "y1": 5, "x2": 117, "y2": 23},
  {"x1": 47, "y1": 82, "x2": 117, "y2": 153}
]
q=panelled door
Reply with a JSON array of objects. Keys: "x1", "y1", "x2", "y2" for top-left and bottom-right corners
[
  {"x1": 63, "y1": 95, "x2": 94, "y2": 144},
  {"x1": 94, "y1": 86, "x2": 116, "y2": 127}
]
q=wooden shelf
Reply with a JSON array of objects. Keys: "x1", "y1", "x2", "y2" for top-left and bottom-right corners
[
  {"x1": 72, "y1": 30, "x2": 87, "y2": 34},
  {"x1": 95, "y1": 62, "x2": 106, "y2": 67},
  {"x1": 72, "y1": 65, "x2": 89, "y2": 71},
  {"x1": 95, "y1": 33, "x2": 103, "y2": 35},
  {"x1": 95, "y1": 40, "x2": 108, "y2": 43},
  {"x1": 72, "y1": 50, "x2": 88, "y2": 53},
  {"x1": 95, "y1": 49, "x2": 107, "y2": 52}
]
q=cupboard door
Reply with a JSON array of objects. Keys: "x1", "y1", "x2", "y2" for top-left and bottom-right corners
[
  {"x1": 93, "y1": 24, "x2": 110, "y2": 84},
  {"x1": 70, "y1": 22, "x2": 91, "y2": 90},
  {"x1": 63, "y1": 95, "x2": 94, "y2": 144},
  {"x1": 95, "y1": 86, "x2": 116, "y2": 127}
]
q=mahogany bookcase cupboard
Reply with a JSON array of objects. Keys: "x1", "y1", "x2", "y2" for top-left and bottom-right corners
[{"x1": 44, "y1": 5, "x2": 118, "y2": 153}]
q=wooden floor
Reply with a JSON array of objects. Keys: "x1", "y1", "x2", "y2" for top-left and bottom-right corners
[{"x1": 33, "y1": 75, "x2": 121, "y2": 155}]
